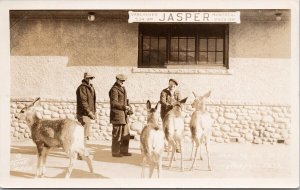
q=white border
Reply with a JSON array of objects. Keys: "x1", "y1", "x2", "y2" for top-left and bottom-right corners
[{"x1": 0, "y1": 0, "x2": 299, "y2": 188}]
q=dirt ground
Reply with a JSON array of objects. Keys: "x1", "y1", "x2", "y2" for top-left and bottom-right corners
[{"x1": 10, "y1": 140, "x2": 292, "y2": 179}]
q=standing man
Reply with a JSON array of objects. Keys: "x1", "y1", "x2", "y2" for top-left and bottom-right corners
[
  {"x1": 160, "y1": 78, "x2": 182, "y2": 152},
  {"x1": 76, "y1": 72, "x2": 96, "y2": 144},
  {"x1": 109, "y1": 74, "x2": 132, "y2": 157}
]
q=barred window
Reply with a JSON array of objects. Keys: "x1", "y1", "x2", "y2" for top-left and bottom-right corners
[{"x1": 138, "y1": 24, "x2": 229, "y2": 68}]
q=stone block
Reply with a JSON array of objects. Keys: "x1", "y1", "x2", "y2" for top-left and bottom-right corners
[
  {"x1": 60, "y1": 114, "x2": 66, "y2": 119},
  {"x1": 245, "y1": 133, "x2": 254, "y2": 141},
  {"x1": 43, "y1": 110, "x2": 51, "y2": 115},
  {"x1": 217, "y1": 116, "x2": 225, "y2": 124},
  {"x1": 99, "y1": 120, "x2": 108, "y2": 126},
  {"x1": 229, "y1": 132, "x2": 240, "y2": 137},
  {"x1": 212, "y1": 130, "x2": 222, "y2": 137},
  {"x1": 237, "y1": 137, "x2": 245, "y2": 143},
  {"x1": 19, "y1": 123, "x2": 27, "y2": 129},
  {"x1": 52, "y1": 112, "x2": 59, "y2": 118},
  {"x1": 49, "y1": 106, "x2": 58, "y2": 112},
  {"x1": 266, "y1": 127, "x2": 275, "y2": 133},
  {"x1": 224, "y1": 112, "x2": 237, "y2": 120},
  {"x1": 221, "y1": 125, "x2": 230, "y2": 132},
  {"x1": 272, "y1": 107, "x2": 282, "y2": 113},
  {"x1": 262, "y1": 115, "x2": 274, "y2": 123},
  {"x1": 215, "y1": 137, "x2": 224, "y2": 143},
  {"x1": 12, "y1": 122, "x2": 19, "y2": 128},
  {"x1": 43, "y1": 115, "x2": 52, "y2": 120},
  {"x1": 64, "y1": 109, "x2": 71, "y2": 114},
  {"x1": 129, "y1": 121, "x2": 144, "y2": 134},
  {"x1": 43, "y1": 104, "x2": 49, "y2": 110},
  {"x1": 253, "y1": 137, "x2": 262, "y2": 144},
  {"x1": 66, "y1": 114, "x2": 75, "y2": 120}
]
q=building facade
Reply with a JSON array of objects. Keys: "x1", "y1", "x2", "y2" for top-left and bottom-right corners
[{"x1": 10, "y1": 10, "x2": 291, "y2": 144}]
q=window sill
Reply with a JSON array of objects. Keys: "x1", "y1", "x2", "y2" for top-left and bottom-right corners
[{"x1": 132, "y1": 67, "x2": 232, "y2": 75}]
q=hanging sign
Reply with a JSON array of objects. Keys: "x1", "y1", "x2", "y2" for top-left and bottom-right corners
[{"x1": 128, "y1": 11, "x2": 240, "y2": 23}]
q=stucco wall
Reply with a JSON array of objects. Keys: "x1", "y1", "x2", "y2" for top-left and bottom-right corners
[{"x1": 10, "y1": 17, "x2": 291, "y2": 105}]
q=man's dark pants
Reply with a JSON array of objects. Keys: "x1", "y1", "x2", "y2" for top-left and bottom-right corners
[{"x1": 112, "y1": 124, "x2": 130, "y2": 155}]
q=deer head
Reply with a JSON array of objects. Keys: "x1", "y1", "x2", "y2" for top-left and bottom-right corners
[
  {"x1": 15, "y1": 97, "x2": 42, "y2": 126},
  {"x1": 191, "y1": 91, "x2": 211, "y2": 111},
  {"x1": 146, "y1": 100, "x2": 160, "y2": 130}
]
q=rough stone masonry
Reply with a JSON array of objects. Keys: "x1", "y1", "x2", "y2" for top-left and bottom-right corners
[{"x1": 10, "y1": 99, "x2": 291, "y2": 145}]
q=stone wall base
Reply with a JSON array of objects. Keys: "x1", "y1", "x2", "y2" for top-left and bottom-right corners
[{"x1": 11, "y1": 99, "x2": 291, "y2": 145}]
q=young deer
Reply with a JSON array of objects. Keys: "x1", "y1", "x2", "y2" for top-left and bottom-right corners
[
  {"x1": 189, "y1": 90, "x2": 213, "y2": 171},
  {"x1": 140, "y1": 101, "x2": 164, "y2": 178},
  {"x1": 163, "y1": 97, "x2": 188, "y2": 172},
  {"x1": 15, "y1": 98, "x2": 94, "y2": 178}
]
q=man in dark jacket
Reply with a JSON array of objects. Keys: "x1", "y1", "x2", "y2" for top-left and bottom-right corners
[
  {"x1": 160, "y1": 78, "x2": 182, "y2": 152},
  {"x1": 160, "y1": 79, "x2": 182, "y2": 120},
  {"x1": 109, "y1": 74, "x2": 132, "y2": 157},
  {"x1": 76, "y1": 72, "x2": 96, "y2": 144}
]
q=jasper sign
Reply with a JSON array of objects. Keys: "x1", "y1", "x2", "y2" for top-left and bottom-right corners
[{"x1": 128, "y1": 11, "x2": 240, "y2": 23}]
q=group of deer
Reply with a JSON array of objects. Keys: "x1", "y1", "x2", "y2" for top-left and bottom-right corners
[
  {"x1": 140, "y1": 90, "x2": 213, "y2": 178},
  {"x1": 14, "y1": 90, "x2": 212, "y2": 178}
]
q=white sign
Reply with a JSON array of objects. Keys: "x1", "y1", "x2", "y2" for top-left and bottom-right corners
[{"x1": 128, "y1": 11, "x2": 240, "y2": 23}]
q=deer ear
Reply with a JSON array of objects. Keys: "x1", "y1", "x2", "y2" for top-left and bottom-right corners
[
  {"x1": 146, "y1": 100, "x2": 151, "y2": 110},
  {"x1": 36, "y1": 112, "x2": 42, "y2": 119},
  {"x1": 154, "y1": 102, "x2": 159, "y2": 110},
  {"x1": 179, "y1": 97, "x2": 188, "y2": 104},
  {"x1": 204, "y1": 90, "x2": 211, "y2": 98},
  {"x1": 192, "y1": 92, "x2": 197, "y2": 98}
]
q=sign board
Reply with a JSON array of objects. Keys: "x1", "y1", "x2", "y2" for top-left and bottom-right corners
[{"x1": 128, "y1": 11, "x2": 240, "y2": 23}]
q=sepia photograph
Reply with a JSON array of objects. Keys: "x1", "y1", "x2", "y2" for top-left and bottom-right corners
[{"x1": 0, "y1": 0, "x2": 299, "y2": 188}]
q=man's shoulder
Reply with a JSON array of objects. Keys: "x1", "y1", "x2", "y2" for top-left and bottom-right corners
[{"x1": 161, "y1": 88, "x2": 169, "y2": 93}]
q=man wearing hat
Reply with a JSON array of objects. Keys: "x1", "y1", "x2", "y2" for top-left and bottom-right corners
[
  {"x1": 160, "y1": 78, "x2": 182, "y2": 152},
  {"x1": 109, "y1": 74, "x2": 132, "y2": 157},
  {"x1": 76, "y1": 72, "x2": 96, "y2": 145},
  {"x1": 160, "y1": 78, "x2": 182, "y2": 120}
]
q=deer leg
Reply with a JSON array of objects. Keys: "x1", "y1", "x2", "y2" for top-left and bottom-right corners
[
  {"x1": 149, "y1": 162, "x2": 155, "y2": 178},
  {"x1": 141, "y1": 156, "x2": 147, "y2": 178},
  {"x1": 168, "y1": 141, "x2": 176, "y2": 170},
  {"x1": 65, "y1": 151, "x2": 77, "y2": 178},
  {"x1": 79, "y1": 148, "x2": 94, "y2": 173},
  {"x1": 190, "y1": 139, "x2": 194, "y2": 161},
  {"x1": 199, "y1": 137, "x2": 204, "y2": 160},
  {"x1": 190, "y1": 140, "x2": 199, "y2": 171},
  {"x1": 157, "y1": 157, "x2": 162, "y2": 178},
  {"x1": 179, "y1": 141, "x2": 184, "y2": 172},
  {"x1": 35, "y1": 144, "x2": 44, "y2": 178},
  {"x1": 36, "y1": 155, "x2": 42, "y2": 177},
  {"x1": 41, "y1": 147, "x2": 50, "y2": 177},
  {"x1": 205, "y1": 142, "x2": 212, "y2": 171}
]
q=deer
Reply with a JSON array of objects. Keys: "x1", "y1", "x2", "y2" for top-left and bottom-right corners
[
  {"x1": 189, "y1": 90, "x2": 213, "y2": 171},
  {"x1": 14, "y1": 97, "x2": 94, "y2": 178},
  {"x1": 163, "y1": 97, "x2": 188, "y2": 172},
  {"x1": 140, "y1": 100, "x2": 164, "y2": 178}
]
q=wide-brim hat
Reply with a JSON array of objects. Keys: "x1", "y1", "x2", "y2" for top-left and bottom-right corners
[
  {"x1": 116, "y1": 74, "x2": 127, "y2": 81},
  {"x1": 169, "y1": 78, "x2": 178, "y2": 86},
  {"x1": 84, "y1": 72, "x2": 95, "y2": 79}
]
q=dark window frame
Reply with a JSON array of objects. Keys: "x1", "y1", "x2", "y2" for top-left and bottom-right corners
[{"x1": 138, "y1": 24, "x2": 229, "y2": 69}]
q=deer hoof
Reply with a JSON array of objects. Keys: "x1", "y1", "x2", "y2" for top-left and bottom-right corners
[
  {"x1": 200, "y1": 157, "x2": 203, "y2": 160},
  {"x1": 208, "y1": 166, "x2": 212, "y2": 171}
]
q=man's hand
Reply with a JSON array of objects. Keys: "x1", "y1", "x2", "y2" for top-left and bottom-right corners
[
  {"x1": 88, "y1": 112, "x2": 96, "y2": 120},
  {"x1": 125, "y1": 106, "x2": 131, "y2": 111}
]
